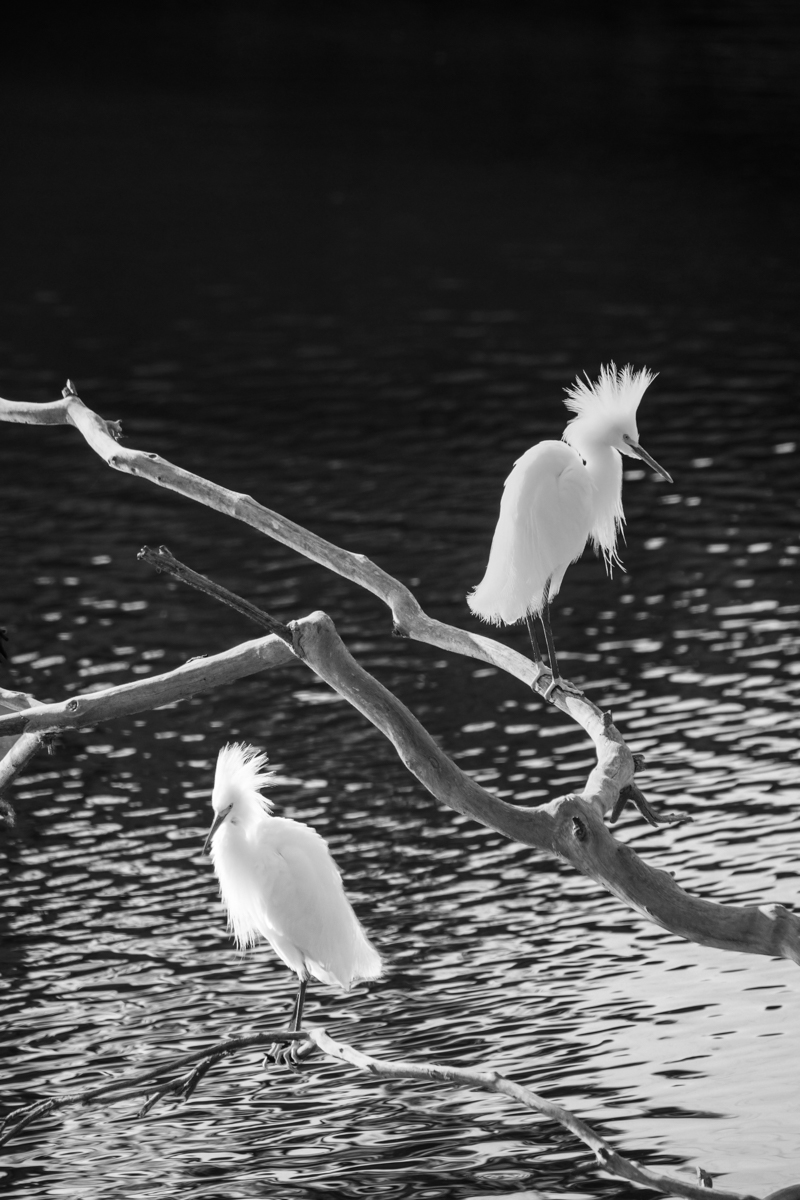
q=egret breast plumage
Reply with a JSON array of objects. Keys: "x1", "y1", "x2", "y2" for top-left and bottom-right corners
[
  {"x1": 468, "y1": 363, "x2": 672, "y2": 694},
  {"x1": 205, "y1": 742, "x2": 382, "y2": 1033}
]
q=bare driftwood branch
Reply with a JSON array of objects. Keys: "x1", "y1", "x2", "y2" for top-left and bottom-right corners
[
  {"x1": 0, "y1": 384, "x2": 662, "y2": 824},
  {"x1": 0, "y1": 686, "x2": 35, "y2": 744},
  {"x1": 0, "y1": 732, "x2": 53, "y2": 802},
  {"x1": 0, "y1": 687, "x2": 45, "y2": 805},
  {"x1": 1, "y1": 1023, "x2": 778, "y2": 1200},
  {"x1": 137, "y1": 549, "x2": 797, "y2": 966},
  {"x1": 2, "y1": 608, "x2": 797, "y2": 966},
  {"x1": 0, "y1": 637, "x2": 296, "y2": 738},
  {"x1": 2, "y1": 384, "x2": 797, "y2": 960},
  {"x1": 0, "y1": 383, "x2": 543, "y2": 688},
  {"x1": 292, "y1": 611, "x2": 800, "y2": 964},
  {"x1": 3, "y1": 383, "x2": 798, "y2": 1191}
]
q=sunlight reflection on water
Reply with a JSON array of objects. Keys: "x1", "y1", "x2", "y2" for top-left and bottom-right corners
[{"x1": 2, "y1": 102, "x2": 800, "y2": 1200}]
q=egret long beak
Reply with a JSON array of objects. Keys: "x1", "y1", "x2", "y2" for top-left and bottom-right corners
[
  {"x1": 623, "y1": 436, "x2": 673, "y2": 483},
  {"x1": 203, "y1": 805, "x2": 232, "y2": 855}
]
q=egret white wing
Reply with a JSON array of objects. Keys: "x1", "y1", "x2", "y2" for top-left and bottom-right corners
[
  {"x1": 469, "y1": 441, "x2": 593, "y2": 622},
  {"x1": 250, "y1": 817, "x2": 381, "y2": 989}
]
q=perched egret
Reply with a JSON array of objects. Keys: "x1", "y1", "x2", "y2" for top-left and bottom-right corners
[
  {"x1": 204, "y1": 742, "x2": 382, "y2": 1037},
  {"x1": 468, "y1": 363, "x2": 672, "y2": 695}
]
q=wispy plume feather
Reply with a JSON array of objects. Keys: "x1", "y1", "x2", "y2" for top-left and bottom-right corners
[
  {"x1": 212, "y1": 742, "x2": 276, "y2": 814},
  {"x1": 563, "y1": 362, "x2": 656, "y2": 443}
]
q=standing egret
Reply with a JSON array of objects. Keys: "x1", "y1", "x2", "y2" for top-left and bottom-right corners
[
  {"x1": 204, "y1": 742, "x2": 382, "y2": 1040},
  {"x1": 468, "y1": 363, "x2": 672, "y2": 696}
]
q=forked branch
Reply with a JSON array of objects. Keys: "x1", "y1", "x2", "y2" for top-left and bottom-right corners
[
  {"x1": 1, "y1": 603, "x2": 797, "y2": 965},
  {"x1": 0, "y1": 385, "x2": 643, "y2": 817},
  {"x1": 2, "y1": 382, "x2": 798, "y2": 1193},
  {"x1": 0, "y1": 383, "x2": 538, "y2": 687},
  {"x1": 2, "y1": 385, "x2": 798, "y2": 960}
]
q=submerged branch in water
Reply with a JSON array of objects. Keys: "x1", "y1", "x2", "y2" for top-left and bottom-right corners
[
  {"x1": 0, "y1": 1030, "x2": 306, "y2": 1145},
  {"x1": 0, "y1": 1025, "x2": 774, "y2": 1200}
]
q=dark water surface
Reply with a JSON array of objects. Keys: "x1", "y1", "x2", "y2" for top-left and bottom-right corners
[{"x1": 1, "y1": 9, "x2": 799, "y2": 1199}]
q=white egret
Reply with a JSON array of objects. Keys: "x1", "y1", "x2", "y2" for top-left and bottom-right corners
[
  {"x1": 204, "y1": 742, "x2": 382, "y2": 1037},
  {"x1": 468, "y1": 363, "x2": 672, "y2": 696}
]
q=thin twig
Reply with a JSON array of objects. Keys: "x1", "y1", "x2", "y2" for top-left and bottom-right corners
[
  {"x1": 137, "y1": 544, "x2": 293, "y2": 644},
  {"x1": 611, "y1": 780, "x2": 691, "y2": 827}
]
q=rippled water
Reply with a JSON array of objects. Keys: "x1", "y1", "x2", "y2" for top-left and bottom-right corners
[{"x1": 2, "y1": 13, "x2": 800, "y2": 1200}]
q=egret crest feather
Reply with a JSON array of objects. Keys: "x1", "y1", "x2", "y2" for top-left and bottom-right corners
[
  {"x1": 212, "y1": 742, "x2": 275, "y2": 816},
  {"x1": 563, "y1": 362, "x2": 657, "y2": 441}
]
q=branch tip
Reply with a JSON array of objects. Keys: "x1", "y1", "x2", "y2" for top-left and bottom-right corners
[
  {"x1": 138, "y1": 1093, "x2": 161, "y2": 1118},
  {"x1": 138, "y1": 545, "x2": 294, "y2": 646}
]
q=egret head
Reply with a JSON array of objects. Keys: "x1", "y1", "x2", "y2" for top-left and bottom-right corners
[
  {"x1": 563, "y1": 363, "x2": 672, "y2": 482},
  {"x1": 204, "y1": 742, "x2": 275, "y2": 853}
]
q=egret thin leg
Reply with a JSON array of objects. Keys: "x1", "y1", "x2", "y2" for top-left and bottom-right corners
[
  {"x1": 539, "y1": 581, "x2": 561, "y2": 681},
  {"x1": 290, "y1": 978, "x2": 308, "y2": 1032},
  {"x1": 540, "y1": 585, "x2": 583, "y2": 698},
  {"x1": 525, "y1": 614, "x2": 543, "y2": 665}
]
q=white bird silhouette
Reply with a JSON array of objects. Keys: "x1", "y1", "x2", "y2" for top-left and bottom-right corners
[
  {"x1": 205, "y1": 743, "x2": 382, "y2": 1036},
  {"x1": 468, "y1": 363, "x2": 672, "y2": 696}
]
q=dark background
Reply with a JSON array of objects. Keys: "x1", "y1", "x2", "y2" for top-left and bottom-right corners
[{"x1": 1, "y1": 1, "x2": 798, "y2": 396}]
